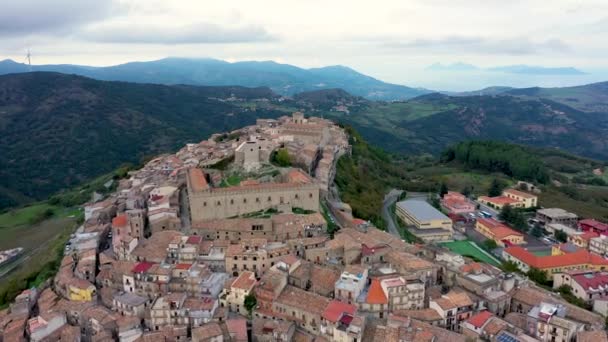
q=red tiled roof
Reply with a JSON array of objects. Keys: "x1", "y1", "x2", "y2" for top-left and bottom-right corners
[
  {"x1": 174, "y1": 263, "x2": 192, "y2": 270},
  {"x1": 580, "y1": 219, "x2": 608, "y2": 232},
  {"x1": 366, "y1": 279, "x2": 388, "y2": 305},
  {"x1": 322, "y1": 300, "x2": 357, "y2": 323},
  {"x1": 361, "y1": 243, "x2": 388, "y2": 256},
  {"x1": 132, "y1": 262, "x2": 155, "y2": 274},
  {"x1": 112, "y1": 214, "x2": 128, "y2": 227},
  {"x1": 479, "y1": 196, "x2": 519, "y2": 205},
  {"x1": 187, "y1": 236, "x2": 202, "y2": 244},
  {"x1": 503, "y1": 189, "x2": 536, "y2": 199},
  {"x1": 232, "y1": 271, "x2": 257, "y2": 290},
  {"x1": 505, "y1": 246, "x2": 608, "y2": 269},
  {"x1": 477, "y1": 218, "x2": 523, "y2": 239},
  {"x1": 189, "y1": 168, "x2": 209, "y2": 192},
  {"x1": 466, "y1": 310, "x2": 493, "y2": 329},
  {"x1": 571, "y1": 272, "x2": 608, "y2": 291}
]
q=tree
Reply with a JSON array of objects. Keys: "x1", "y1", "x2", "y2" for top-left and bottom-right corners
[
  {"x1": 244, "y1": 293, "x2": 257, "y2": 317},
  {"x1": 439, "y1": 183, "x2": 448, "y2": 198},
  {"x1": 527, "y1": 268, "x2": 549, "y2": 286},
  {"x1": 502, "y1": 261, "x2": 520, "y2": 273},
  {"x1": 462, "y1": 186, "x2": 472, "y2": 198},
  {"x1": 531, "y1": 224, "x2": 543, "y2": 238},
  {"x1": 499, "y1": 205, "x2": 514, "y2": 222},
  {"x1": 482, "y1": 239, "x2": 498, "y2": 251},
  {"x1": 272, "y1": 148, "x2": 292, "y2": 167},
  {"x1": 488, "y1": 178, "x2": 504, "y2": 197},
  {"x1": 554, "y1": 229, "x2": 568, "y2": 243}
]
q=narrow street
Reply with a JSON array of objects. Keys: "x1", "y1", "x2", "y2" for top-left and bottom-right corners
[{"x1": 381, "y1": 189, "x2": 403, "y2": 238}]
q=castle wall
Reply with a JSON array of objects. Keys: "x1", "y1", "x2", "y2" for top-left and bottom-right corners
[{"x1": 188, "y1": 184, "x2": 320, "y2": 221}]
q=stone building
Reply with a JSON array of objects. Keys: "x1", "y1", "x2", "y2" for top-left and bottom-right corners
[{"x1": 188, "y1": 168, "x2": 320, "y2": 221}]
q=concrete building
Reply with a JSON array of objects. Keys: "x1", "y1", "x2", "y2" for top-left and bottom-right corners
[
  {"x1": 553, "y1": 271, "x2": 608, "y2": 302},
  {"x1": 222, "y1": 271, "x2": 256, "y2": 316},
  {"x1": 478, "y1": 189, "x2": 538, "y2": 210},
  {"x1": 225, "y1": 239, "x2": 291, "y2": 277},
  {"x1": 590, "y1": 235, "x2": 608, "y2": 257},
  {"x1": 335, "y1": 265, "x2": 368, "y2": 305},
  {"x1": 429, "y1": 290, "x2": 475, "y2": 332},
  {"x1": 525, "y1": 302, "x2": 583, "y2": 342},
  {"x1": 536, "y1": 208, "x2": 578, "y2": 227},
  {"x1": 395, "y1": 199, "x2": 453, "y2": 242},
  {"x1": 441, "y1": 192, "x2": 476, "y2": 215},
  {"x1": 475, "y1": 218, "x2": 525, "y2": 247},
  {"x1": 503, "y1": 246, "x2": 608, "y2": 276}
]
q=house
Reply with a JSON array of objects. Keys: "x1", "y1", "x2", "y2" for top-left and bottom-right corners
[
  {"x1": 395, "y1": 199, "x2": 453, "y2": 242},
  {"x1": 222, "y1": 271, "x2": 256, "y2": 316},
  {"x1": 113, "y1": 292, "x2": 148, "y2": 318},
  {"x1": 460, "y1": 310, "x2": 494, "y2": 338},
  {"x1": 252, "y1": 317, "x2": 295, "y2": 342},
  {"x1": 579, "y1": 219, "x2": 608, "y2": 234},
  {"x1": 381, "y1": 276, "x2": 425, "y2": 311},
  {"x1": 553, "y1": 271, "x2": 608, "y2": 302},
  {"x1": 226, "y1": 317, "x2": 248, "y2": 342},
  {"x1": 535, "y1": 208, "x2": 578, "y2": 227},
  {"x1": 68, "y1": 279, "x2": 97, "y2": 302},
  {"x1": 569, "y1": 231, "x2": 599, "y2": 249},
  {"x1": 335, "y1": 265, "x2": 369, "y2": 305},
  {"x1": 589, "y1": 235, "x2": 608, "y2": 257},
  {"x1": 441, "y1": 192, "x2": 476, "y2": 215},
  {"x1": 428, "y1": 290, "x2": 475, "y2": 332},
  {"x1": 526, "y1": 302, "x2": 584, "y2": 342},
  {"x1": 502, "y1": 246, "x2": 608, "y2": 276},
  {"x1": 475, "y1": 218, "x2": 525, "y2": 247},
  {"x1": 478, "y1": 189, "x2": 537, "y2": 210},
  {"x1": 320, "y1": 300, "x2": 359, "y2": 340},
  {"x1": 27, "y1": 313, "x2": 67, "y2": 342},
  {"x1": 192, "y1": 322, "x2": 224, "y2": 342},
  {"x1": 272, "y1": 285, "x2": 331, "y2": 334}
]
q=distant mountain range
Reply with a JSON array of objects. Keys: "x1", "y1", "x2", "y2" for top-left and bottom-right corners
[
  {"x1": 0, "y1": 58, "x2": 431, "y2": 101},
  {"x1": 427, "y1": 62, "x2": 586, "y2": 75}
]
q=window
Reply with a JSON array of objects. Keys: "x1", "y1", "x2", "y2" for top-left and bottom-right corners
[
  {"x1": 256, "y1": 198, "x2": 260, "y2": 203},
  {"x1": 309, "y1": 193, "x2": 313, "y2": 198},
  {"x1": 243, "y1": 198, "x2": 247, "y2": 204},
  {"x1": 268, "y1": 196, "x2": 272, "y2": 202},
  {"x1": 230, "y1": 199, "x2": 234, "y2": 205},
  {"x1": 203, "y1": 202, "x2": 207, "y2": 207}
]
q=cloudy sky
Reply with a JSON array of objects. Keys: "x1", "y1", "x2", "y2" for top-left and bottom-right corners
[{"x1": 2, "y1": 0, "x2": 608, "y2": 89}]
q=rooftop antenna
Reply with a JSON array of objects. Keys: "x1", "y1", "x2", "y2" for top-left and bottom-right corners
[{"x1": 26, "y1": 49, "x2": 32, "y2": 71}]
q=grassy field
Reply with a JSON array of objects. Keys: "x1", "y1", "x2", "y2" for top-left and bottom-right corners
[
  {"x1": 538, "y1": 186, "x2": 608, "y2": 221},
  {"x1": 220, "y1": 174, "x2": 242, "y2": 187},
  {"x1": 441, "y1": 240, "x2": 501, "y2": 266},
  {"x1": 0, "y1": 203, "x2": 58, "y2": 228}
]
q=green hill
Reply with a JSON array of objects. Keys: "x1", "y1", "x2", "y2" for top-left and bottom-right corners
[
  {"x1": 324, "y1": 94, "x2": 608, "y2": 160},
  {"x1": 0, "y1": 72, "x2": 286, "y2": 209}
]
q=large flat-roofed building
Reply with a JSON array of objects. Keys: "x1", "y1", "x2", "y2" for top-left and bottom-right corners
[
  {"x1": 187, "y1": 168, "x2": 320, "y2": 221},
  {"x1": 395, "y1": 200, "x2": 453, "y2": 242},
  {"x1": 536, "y1": 208, "x2": 578, "y2": 227}
]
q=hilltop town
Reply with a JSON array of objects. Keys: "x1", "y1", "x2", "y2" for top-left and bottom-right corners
[{"x1": 1, "y1": 112, "x2": 608, "y2": 342}]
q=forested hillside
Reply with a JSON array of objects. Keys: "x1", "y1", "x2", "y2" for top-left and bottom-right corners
[{"x1": 0, "y1": 72, "x2": 286, "y2": 209}]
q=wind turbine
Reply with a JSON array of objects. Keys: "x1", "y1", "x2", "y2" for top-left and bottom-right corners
[{"x1": 26, "y1": 49, "x2": 32, "y2": 71}]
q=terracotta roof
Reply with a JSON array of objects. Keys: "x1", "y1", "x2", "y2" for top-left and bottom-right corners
[
  {"x1": 393, "y1": 308, "x2": 442, "y2": 321},
  {"x1": 322, "y1": 300, "x2": 357, "y2": 323},
  {"x1": 505, "y1": 246, "x2": 608, "y2": 269},
  {"x1": 277, "y1": 286, "x2": 330, "y2": 315},
  {"x1": 580, "y1": 219, "x2": 608, "y2": 232},
  {"x1": 570, "y1": 271, "x2": 608, "y2": 291},
  {"x1": 366, "y1": 279, "x2": 388, "y2": 304},
  {"x1": 503, "y1": 189, "x2": 536, "y2": 199},
  {"x1": 132, "y1": 262, "x2": 155, "y2": 274},
  {"x1": 577, "y1": 331, "x2": 608, "y2": 342},
  {"x1": 226, "y1": 317, "x2": 248, "y2": 341},
  {"x1": 478, "y1": 196, "x2": 519, "y2": 205},
  {"x1": 477, "y1": 218, "x2": 523, "y2": 239},
  {"x1": 186, "y1": 236, "x2": 202, "y2": 244},
  {"x1": 466, "y1": 310, "x2": 493, "y2": 328},
  {"x1": 231, "y1": 271, "x2": 256, "y2": 291},
  {"x1": 112, "y1": 214, "x2": 128, "y2": 227},
  {"x1": 174, "y1": 263, "x2": 192, "y2": 270},
  {"x1": 188, "y1": 168, "x2": 209, "y2": 192},
  {"x1": 192, "y1": 323, "x2": 223, "y2": 340}
]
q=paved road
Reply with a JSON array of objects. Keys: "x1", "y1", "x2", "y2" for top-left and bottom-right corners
[
  {"x1": 382, "y1": 189, "x2": 403, "y2": 237},
  {"x1": 381, "y1": 190, "x2": 429, "y2": 239}
]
